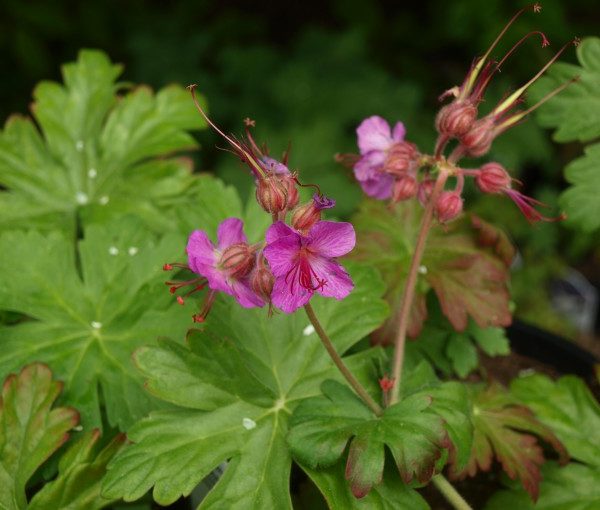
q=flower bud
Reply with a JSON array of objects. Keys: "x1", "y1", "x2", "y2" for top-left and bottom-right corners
[
  {"x1": 417, "y1": 179, "x2": 435, "y2": 206},
  {"x1": 256, "y1": 175, "x2": 289, "y2": 214},
  {"x1": 384, "y1": 141, "x2": 418, "y2": 176},
  {"x1": 435, "y1": 191, "x2": 463, "y2": 223},
  {"x1": 392, "y1": 175, "x2": 418, "y2": 202},
  {"x1": 460, "y1": 118, "x2": 494, "y2": 157},
  {"x1": 291, "y1": 194, "x2": 336, "y2": 232},
  {"x1": 281, "y1": 174, "x2": 299, "y2": 211},
  {"x1": 250, "y1": 255, "x2": 275, "y2": 302},
  {"x1": 218, "y1": 243, "x2": 255, "y2": 278},
  {"x1": 476, "y1": 162, "x2": 511, "y2": 194},
  {"x1": 435, "y1": 101, "x2": 478, "y2": 137}
]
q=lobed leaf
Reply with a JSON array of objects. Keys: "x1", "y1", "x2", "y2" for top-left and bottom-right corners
[
  {"x1": 511, "y1": 373, "x2": 600, "y2": 468},
  {"x1": 0, "y1": 49, "x2": 207, "y2": 234},
  {"x1": 102, "y1": 263, "x2": 389, "y2": 508},
  {"x1": 0, "y1": 218, "x2": 192, "y2": 430},
  {"x1": 0, "y1": 363, "x2": 79, "y2": 510},
  {"x1": 449, "y1": 383, "x2": 568, "y2": 501},
  {"x1": 352, "y1": 199, "x2": 512, "y2": 343}
]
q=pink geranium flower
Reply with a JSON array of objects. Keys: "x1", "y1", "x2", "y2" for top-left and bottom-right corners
[
  {"x1": 186, "y1": 218, "x2": 264, "y2": 308},
  {"x1": 353, "y1": 116, "x2": 407, "y2": 200},
  {"x1": 263, "y1": 221, "x2": 355, "y2": 313}
]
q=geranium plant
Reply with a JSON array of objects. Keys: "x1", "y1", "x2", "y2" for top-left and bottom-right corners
[{"x1": 1, "y1": 5, "x2": 599, "y2": 510}]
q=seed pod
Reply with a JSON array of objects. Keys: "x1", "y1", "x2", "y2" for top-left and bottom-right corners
[
  {"x1": 250, "y1": 256, "x2": 275, "y2": 302},
  {"x1": 256, "y1": 175, "x2": 289, "y2": 213},
  {"x1": 392, "y1": 175, "x2": 418, "y2": 202}
]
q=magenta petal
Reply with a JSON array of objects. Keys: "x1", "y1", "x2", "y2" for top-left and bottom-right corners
[
  {"x1": 217, "y1": 218, "x2": 247, "y2": 249},
  {"x1": 360, "y1": 174, "x2": 394, "y2": 200},
  {"x1": 186, "y1": 230, "x2": 216, "y2": 274},
  {"x1": 308, "y1": 221, "x2": 356, "y2": 258},
  {"x1": 263, "y1": 236, "x2": 301, "y2": 277},
  {"x1": 271, "y1": 277, "x2": 312, "y2": 313},
  {"x1": 229, "y1": 279, "x2": 265, "y2": 308},
  {"x1": 356, "y1": 116, "x2": 392, "y2": 155},
  {"x1": 392, "y1": 122, "x2": 406, "y2": 142},
  {"x1": 202, "y1": 266, "x2": 231, "y2": 294},
  {"x1": 311, "y1": 257, "x2": 354, "y2": 299},
  {"x1": 266, "y1": 221, "x2": 297, "y2": 244},
  {"x1": 354, "y1": 151, "x2": 385, "y2": 181}
]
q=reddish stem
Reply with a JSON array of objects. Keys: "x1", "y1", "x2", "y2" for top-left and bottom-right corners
[{"x1": 389, "y1": 168, "x2": 449, "y2": 404}]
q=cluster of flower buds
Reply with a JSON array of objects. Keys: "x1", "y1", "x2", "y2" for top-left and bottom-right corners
[
  {"x1": 342, "y1": 4, "x2": 578, "y2": 224},
  {"x1": 167, "y1": 87, "x2": 357, "y2": 321}
]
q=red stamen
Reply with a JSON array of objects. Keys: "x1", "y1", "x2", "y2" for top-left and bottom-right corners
[
  {"x1": 192, "y1": 290, "x2": 217, "y2": 323},
  {"x1": 379, "y1": 375, "x2": 395, "y2": 392},
  {"x1": 177, "y1": 296, "x2": 185, "y2": 305},
  {"x1": 504, "y1": 189, "x2": 565, "y2": 223},
  {"x1": 163, "y1": 263, "x2": 173, "y2": 271},
  {"x1": 284, "y1": 253, "x2": 327, "y2": 293}
]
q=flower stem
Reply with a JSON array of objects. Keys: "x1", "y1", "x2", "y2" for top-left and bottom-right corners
[
  {"x1": 304, "y1": 302, "x2": 383, "y2": 416},
  {"x1": 431, "y1": 475, "x2": 473, "y2": 510},
  {"x1": 389, "y1": 168, "x2": 449, "y2": 405}
]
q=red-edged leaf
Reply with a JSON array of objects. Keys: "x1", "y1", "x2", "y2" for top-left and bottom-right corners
[
  {"x1": 449, "y1": 383, "x2": 568, "y2": 501},
  {"x1": 287, "y1": 380, "x2": 449, "y2": 498},
  {"x1": 352, "y1": 199, "x2": 512, "y2": 343},
  {"x1": 0, "y1": 363, "x2": 79, "y2": 509}
]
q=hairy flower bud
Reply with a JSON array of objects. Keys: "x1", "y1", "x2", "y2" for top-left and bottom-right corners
[
  {"x1": 384, "y1": 141, "x2": 418, "y2": 176},
  {"x1": 392, "y1": 175, "x2": 418, "y2": 202},
  {"x1": 256, "y1": 175, "x2": 288, "y2": 214},
  {"x1": 476, "y1": 162, "x2": 512, "y2": 194},
  {"x1": 218, "y1": 243, "x2": 255, "y2": 278},
  {"x1": 435, "y1": 101, "x2": 478, "y2": 137},
  {"x1": 460, "y1": 118, "x2": 495, "y2": 157},
  {"x1": 435, "y1": 191, "x2": 463, "y2": 223},
  {"x1": 281, "y1": 174, "x2": 299, "y2": 211},
  {"x1": 291, "y1": 194, "x2": 336, "y2": 232},
  {"x1": 417, "y1": 178, "x2": 435, "y2": 206},
  {"x1": 250, "y1": 255, "x2": 275, "y2": 302}
]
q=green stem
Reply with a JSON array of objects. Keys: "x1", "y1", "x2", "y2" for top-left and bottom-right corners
[
  {"x1": 389, "y1": 168, "x2": 449, "y2": 405},
  {"x1": 431, "y1": 475, "x2": 473, "y2": 510},
  {"x1": 304, "y1": 303, "x2": 383, "y2": 416}
]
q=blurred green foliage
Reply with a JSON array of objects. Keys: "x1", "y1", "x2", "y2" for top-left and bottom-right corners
[{"x1": 1, "y1": 0, "x2": 598, "y2": 337}]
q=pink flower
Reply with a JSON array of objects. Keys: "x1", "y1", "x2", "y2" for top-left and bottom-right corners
[
  {"x1": 353, "y1": 116, "x2": 408, "y2": 200},
  {"x1": 263, "y1": 221, "x2": 355, "y2": 313},
  {"x1": 186, "y1": 218, "x2": 264, "y2": 308}
]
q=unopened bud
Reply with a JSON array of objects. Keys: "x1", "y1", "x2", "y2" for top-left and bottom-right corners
[
  {"x1": 281, "y1": 174, "x2": 299, "y2": 211},
  {"x1": 256, "y1": 175, "x2": 289, "y2": 214},
  {"x1": 435, "y1": 101, "x2": 478, "y2": 137},
  {"x1": 392, "y1": 175, "x2": 418, "y2": 202},
  {"x1": 250, "y1": 256, "x2": 275, "y2": 302},
  {"x1": 218, "y1": 243, "x2": 255, "y2": 278},
  {"x1": 418, "y1": 179, "x2": 435, "y2": 206},
  {"x1": 460, "y1": 118, "x2": 494, "y2": 157},
  {"x1": 476, "y1": 162, "x2": 511, "y2": 194},
  {"x1": 435, "y1": 191, "x2": 463, "y2": 223},
  {"x1": 291, "y1": 194, "x2": 336, "y2": 232},
  {"x1": 384, "y1": 141, "x2": 418, "y2": 176}
]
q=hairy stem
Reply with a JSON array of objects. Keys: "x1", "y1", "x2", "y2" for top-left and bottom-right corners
[
  {"x1": 431, "y1": 475, "x2": 473, "y2": 510},
  {"x1": 389, "y1": 168, "x2": 449, "y2": 404},
  {"x1": 304, "y1": 302, "x2": 383, "y2": 416}
]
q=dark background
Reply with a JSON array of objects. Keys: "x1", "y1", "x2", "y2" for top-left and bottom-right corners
[{"x1": 1, "y1": 0, "x2": 599, "y2": 338}]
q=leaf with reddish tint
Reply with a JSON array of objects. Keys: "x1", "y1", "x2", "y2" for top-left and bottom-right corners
[
  {"x1": 287, "y1": 379, "x2": 449, "y2": 498},
  {"x1": 449, "y1": 383, "x2": 568, "y2": 501},
  {"x1": 28, "y1": 430, "x2": 126, "y2": 510},
  {"x1": 351, "y1": 199, "x2": 512, "y2": 343},
  {"x1": 0, "y1": 363, "x2": 79, "y2": 510}
]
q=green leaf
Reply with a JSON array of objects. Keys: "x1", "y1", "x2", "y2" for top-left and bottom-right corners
[
  {"x1": 450, "y1": 383, "x2": 568, "y2": 501},
  {"x1": 0, "y1": 49, "x2": 207, "y2": 233},
  {"x1": 530, "y1": 37, "x2": 600, "y2": 231},
  {"x1": 511, "y1": 374, "x2": 600, "y2": 468},
  {"x1": 28, "y1": 430, "x2": 126, "y2": 510},
  {"x1": 559, "y1": 143, "x2": 600, "y2": 231},
  {"x1": 0, "y1": 218, "x2": 192, "y2": 430},
  {"x1": 352, "y1": 200, "x2": 512, "y2": 342},
  {"x1": 301, "y1": 462, "x2": 429, "y2": 509},
  {"x1": 102, "y1": 263, "x2": 389, "y2": 508},
  {"x1": 485, "y1": 462, "x2": 600, "y2": 510},
  {"x1": 408, "y1": 306, "x2": 510, "y2": 378},
  {"x1": 288, "y1": 380, "x2": 448, "y2": 498},
  {"x1": 0, "y1": 363, "x2": 79, "y2": 510}
]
